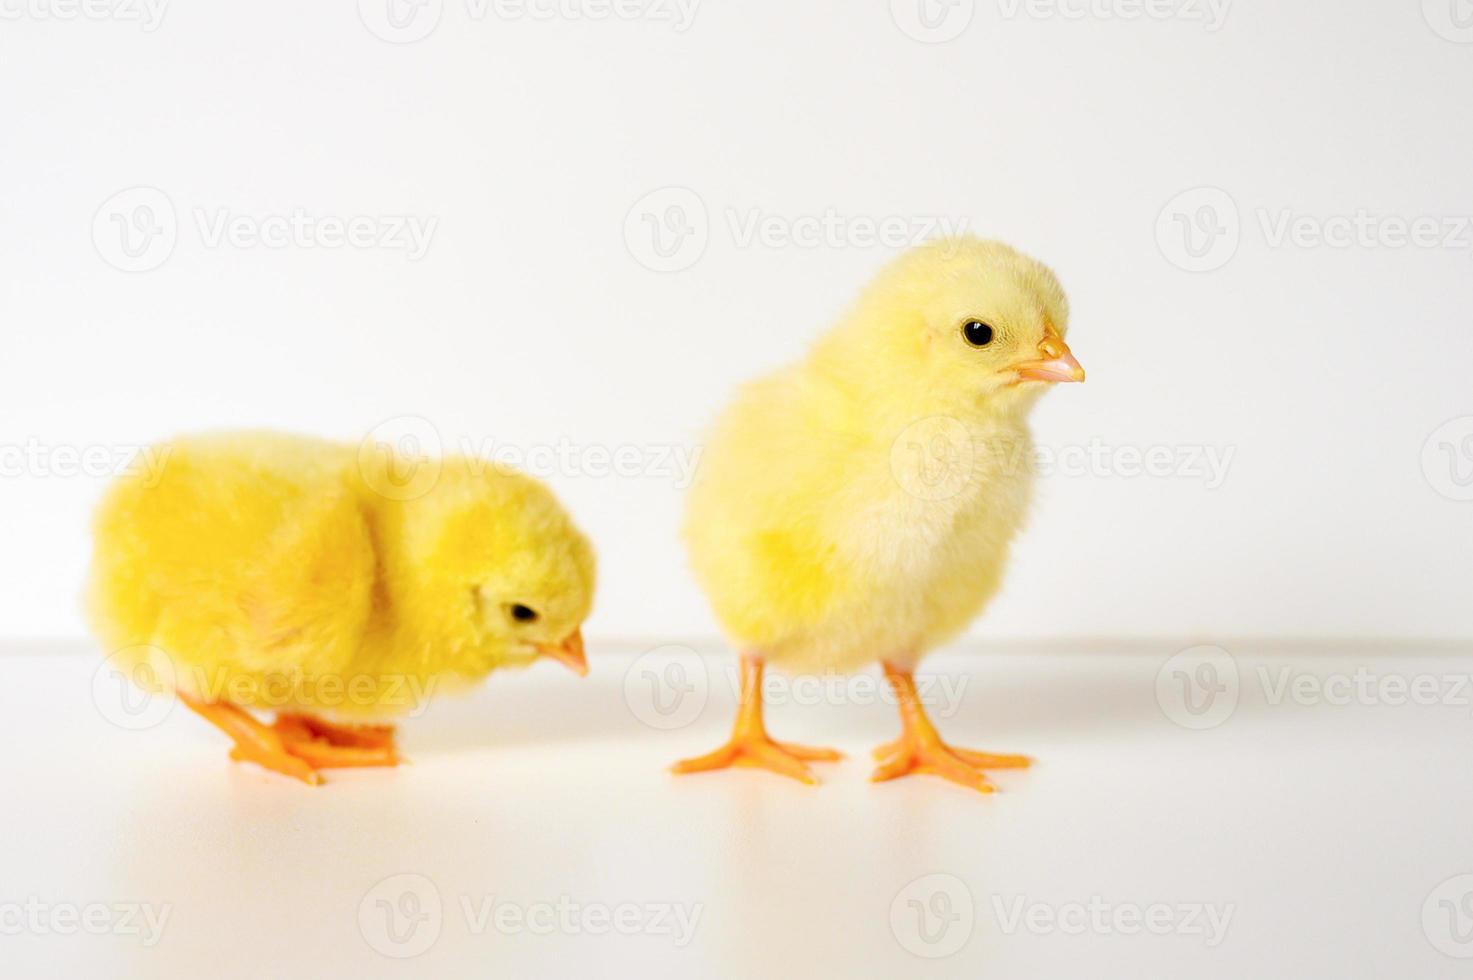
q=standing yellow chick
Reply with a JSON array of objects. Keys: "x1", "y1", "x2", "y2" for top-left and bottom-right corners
[
  {"x1": 89, "y1": 431, "x2": 595, "y2": 785},
  {"x1": 674, "y1": 236, "x2": 1084, "y2": 792}
]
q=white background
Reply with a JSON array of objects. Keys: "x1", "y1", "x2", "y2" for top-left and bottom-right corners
[
  {"x1": 4, "y1": 9, "x2": 1473, "y2": 979},
  {"x1": 3, "y1": 0, "x2": 1472, "y2": 644},
  {"x1": 6, "y1": 643, "x2": 1473, "y2": 978}
]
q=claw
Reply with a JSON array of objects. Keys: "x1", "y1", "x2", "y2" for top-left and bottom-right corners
[
  {"x1": 228, "y1": 744, "x2": 323, "y2": 785},
  {"x1": 774, "y1": 740, "x2": 844, "y2": 762},
  {"x1": 949, "y1": 747, "x2": 1031, "y2": 769}
]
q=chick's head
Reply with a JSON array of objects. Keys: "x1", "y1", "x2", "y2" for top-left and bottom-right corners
[
  {"x1": 390, "y1": 458, "x2": 596, "y2": 677},
  {"x1": 827, "y1": 235, "x2": 1084, "y2": 417}
]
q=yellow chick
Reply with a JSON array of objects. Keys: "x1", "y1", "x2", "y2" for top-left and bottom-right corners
[
  {"x1": 674, "y1": 236, "x2": 1084, "y2": 792},
  {"x1": 88, "y1": 430, "x2": 595, "y2": 785}
]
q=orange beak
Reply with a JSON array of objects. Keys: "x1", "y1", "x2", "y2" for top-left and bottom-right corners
[
  {"x1": 536, "y1": 628, "x2": 588, "y2": 677},
  {"x1": 1013, "y1": 325, "x2": 1085, "y2": 383}
]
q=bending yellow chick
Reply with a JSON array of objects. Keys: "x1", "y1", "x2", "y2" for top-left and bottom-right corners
[
  {"x1": 89, "y1": 430, "x2": 595, "y2": 785},
  {"x1": 674, "y1": 236, "x2": 1084, "y2": 792}
]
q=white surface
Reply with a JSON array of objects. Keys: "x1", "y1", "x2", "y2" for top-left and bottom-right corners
[
  {"x1": 4, "y1": 641, "x2": 1473, "y2": 978},
  {"x1": 2, "y1": 3, "x2": 1472, "y2": 641}
]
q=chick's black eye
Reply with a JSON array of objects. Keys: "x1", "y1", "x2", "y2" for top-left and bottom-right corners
[
  {"x1": 509, "y1": 604, "x2": 539, "y2": 623},
  {"x1": 962, "y1": 320, "x2": 994, "y2": 347}
]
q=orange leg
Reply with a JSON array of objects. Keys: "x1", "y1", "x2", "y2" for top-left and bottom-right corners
[
  {"x1": 180, "y1": 694, "x2": 322, "y2": 786},
  {"x1": 272, "y1": 714, "x2": 399, "y2": 769},
  {"x1": 871, "y1": 662, "x2": 1031, "y2": 794},
  {"x1": 671, "y1": 654, "x2": 842, "y2": 785}
]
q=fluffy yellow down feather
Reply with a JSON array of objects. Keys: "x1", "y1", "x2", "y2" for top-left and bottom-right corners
[
  {"x1": 684, "y1": 236, "x2": 1075, "y2": 674},
  {"x1": 88, "y1": 430, "x2": 595, "y2": 720}
]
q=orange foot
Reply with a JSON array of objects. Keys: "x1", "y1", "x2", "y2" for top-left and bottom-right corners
[
  {"x1": 181, "y1": 694, "x2": 323, "y2": 786},
  {"x1": 273, "y1": 714, "x2": 400, "y2": 770},
  {"x1": 672, "y1": 735, "x2": 841, "y2": 786},
  {"x1": 670, "y1": 654, "x2": 842, "y2": 785},
  {"x1": 275, "y1": 713, "x2": 396, "y2": 749},
  {"x1": 871, "y1": 662, "x2": 1031, "y2": 794}
]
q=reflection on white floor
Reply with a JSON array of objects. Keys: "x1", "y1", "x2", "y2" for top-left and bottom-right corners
[{"x1": 2, "y1": 640, "x2": 1471, "y2": 979}]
